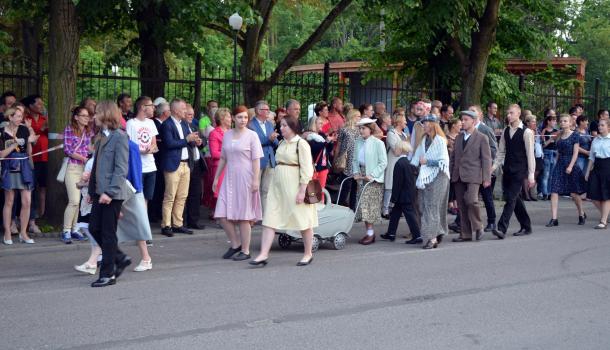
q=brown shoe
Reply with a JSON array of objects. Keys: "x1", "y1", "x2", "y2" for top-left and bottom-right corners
[{"x1": 359, "y1": 234, "x2": 375, "y2": 245}]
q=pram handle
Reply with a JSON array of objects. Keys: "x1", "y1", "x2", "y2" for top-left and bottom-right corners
[
  {"x1": 353, "y1": 180, "x2": 373, "y2": 215},
  {"x1": 336, "y1": 176, "x2": 353, "y2": 205}
]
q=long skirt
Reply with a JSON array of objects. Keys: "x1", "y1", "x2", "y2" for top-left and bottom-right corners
[
  {"x1": 117, "y1": 192, "x2": 153, "y2": 242},
  {"x1": 418, "y1": 173, "x2": 449, "y2": 242},
  {"x1": 356, "y1": 181, "x2": 384, "y2": 224}
]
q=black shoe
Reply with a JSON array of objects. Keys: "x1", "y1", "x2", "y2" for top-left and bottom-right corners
[
  {"x1": 381, "y1": 213, "x2": 390, "y2": 220},
  {"x1": 452, "y1": 237, "x2": 472, "y2": 242},
  {"x1": 380, "y1": 233, "x2": 396, "y2": 242},
  {"x1": 513, "y1": 228, "x2": 532, "y2": 236},
  {"x1": 405, "y1": 237, "x2": 423, "y2": 244},
  {"x1": 172, "y1": 226, "x2": 193, "y2": 234},
  {"x1": 114, "y1": 256, "x2": 132, "y2": 279},
  {"x1": 232, "y1": 252, "x2": 251, "y2": 261},
  {"x1": 188, "y1": 223, "x2": 205, "y2": 230},
  {"x1": 422, "y1": 240, "x2": 438, "y2": 249},
  {"x1": 222, "y1": 246, "x2": 241, "y2": 259},
  {"x1": 436, "y1": 234, "x2": 444, "y2": 244},
  {"x1": 91, "y1": 276, "x2": 116, "y2": 287},
  {"x1": 545, "y1": 219, "x2": 558, "y2": 227},
  {"x1": 161, "y1": 226, "x2": 174, "y2": 237},
  {"x1": 448, "y1": 222, "x2": 461, "y2": 233},
  {"x1": 297, "y1": 256, "x2": 313, "y2": 266},
  {"x1": 492, "y1": 229, "x2": 505, "y2": 239},
  {"x1": 578, "y1": 215, "x2": 585, "y2": 225},
  {"x1": 484, "y1": 223, "x2": 496, "y2": 232},
  {"x1": 475, "y1": 230, "x2": 484, "y2": 241},
  {"x1": 249, "y1": 259, "x2": 268, "y2": 267}
]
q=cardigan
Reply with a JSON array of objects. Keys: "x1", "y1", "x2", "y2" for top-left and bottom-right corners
[{"x1": 352, "y1": 135, "x2": 388, "y2": 183}]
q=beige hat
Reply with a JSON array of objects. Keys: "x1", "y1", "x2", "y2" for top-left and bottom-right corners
[{"x1": 357, "y1": 117, "x2": 376, "y2": 126}]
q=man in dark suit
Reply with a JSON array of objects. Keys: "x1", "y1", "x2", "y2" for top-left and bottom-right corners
[
  {"x1": 159, "y1": 99, "x2": 201, "y2": 237},
  {"x1": 149, "y1": 99, "x2": 170, "y2": 222},
  {"x1": 89, "y1": 102, "x2": 132, "y2": 287},
  {"x1": 380, "y1": 140, "x2": 422, "y2": 244},
  {"x1": 450, "y1": 110, "x2": 492, "y2": 242},
  {"x1": 183, "y1": 103, "x2": 206, "y2": 230}
]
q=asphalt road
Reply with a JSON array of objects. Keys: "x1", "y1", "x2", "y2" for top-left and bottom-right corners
[{"x1": 1, "y1": 199, "x2": 610, "y2": 350}]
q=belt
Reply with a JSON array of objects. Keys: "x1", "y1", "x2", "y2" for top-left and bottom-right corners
[
  {"x1": 180, "y1": 160, "x2": 188, "y2": 162},
  {"x1": 277, "y1": 162, "x2": 298, "y2": 167}
]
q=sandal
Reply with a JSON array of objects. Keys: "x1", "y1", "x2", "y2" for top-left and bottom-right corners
[{"x1": 594, "y1": 222, "x2": 607, "y2": 230}]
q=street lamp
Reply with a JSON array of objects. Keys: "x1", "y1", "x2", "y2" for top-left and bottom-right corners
[{"x1": 229, "y1": 12, "x2": 243, "y2": 108}]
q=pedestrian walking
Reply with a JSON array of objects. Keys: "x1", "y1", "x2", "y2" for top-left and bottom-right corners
[
  {"x1": 546, "y1": 114, "x2": 587, "y2": 227},
  {"x1": 410, "y1": 114, "x2": 450, "y2": 249},
  {"x1": 492, "y1": 104, "x2": 535, "y2": 238},
  {"x1": 584, "y1": 119, "x2": 610, "y2": 229},
  {"x1": 214, "y1": 106, "x2": 263, "y2": 261},
  {"x1": 250, "y1": 113, "x2": 318, "y2": 267},
  {"x1": 352, "y1": 117, "x2": 388, "y2": 245},
  {"x1": 450, "y1": 111, "x2": 492, "y2": 242}
]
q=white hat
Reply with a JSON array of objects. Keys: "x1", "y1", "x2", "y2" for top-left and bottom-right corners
[
  {"x1": 153, "y1": 97, "x2": 168, "y2": 106},
  {"x1": 357, "y1": 117, "x2": 376, "y2": 126}
]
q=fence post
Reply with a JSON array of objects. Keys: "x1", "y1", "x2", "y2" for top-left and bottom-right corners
[
  {"x1": 594, "y1": 78, "x2": 601, "y2": 114},
  {"x1": 36, "y1": 44, "x2": 43, "y2": 95},
  {"x1": 518, "y1": 73, "x2": 525, "y2": 107},
  {"x1": 431, "y1": 67, "x2": 437, "y2": 100},
  {"x1": 193, "y1": 53, "x2": 202, "y2": 117},
  {"x1": 322, "y1": 61, "x2": 330, "y2": 102}
]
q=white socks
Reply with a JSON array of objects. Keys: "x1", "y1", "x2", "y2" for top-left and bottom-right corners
[{"x1": 366, "y1": 229, "x2": 374, "y2": 237}]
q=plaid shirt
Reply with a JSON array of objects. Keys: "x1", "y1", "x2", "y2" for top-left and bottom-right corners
[{"x1": 63, "y1": 125, "x2": 93, "y2": 165}]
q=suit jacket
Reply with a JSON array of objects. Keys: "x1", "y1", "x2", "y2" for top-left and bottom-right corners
[
  {"x1": 187, "y1": 123, "x2": 206, "y2": 172},
  {"x1": 476, "y1": 122, "x2": 498, "y2": 160},
  {"x1": 390, "y1": 157, "x2": 418, "y2": 205},
  {"x1": 89, "y1": 129, "x2": 131, "y2": 200},
  {"x1": 248, "y1": 118, "x2": 278, "y2": 168},
  {"x1": 160, "y1": 116, "x2": 194, "y2": 172},
  {"x1": 450, "y1": 129, "x2": 492, "y2": 184}
]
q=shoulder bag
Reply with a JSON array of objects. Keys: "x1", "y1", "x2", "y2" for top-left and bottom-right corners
[
  {"x1": 296, "y1": 139, "x2": 323, "y2": 205},
  {"x1": 57, "y1": 132, "x2": 86, "y2": 183}
]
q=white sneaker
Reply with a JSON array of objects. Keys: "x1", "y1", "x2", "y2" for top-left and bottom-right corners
[
  {"x1": 74, "y1": 263, "x2": 97, "y2": 275},
  {"x1": 134, "y1": 260, "x2": 152, "y2": 272}
]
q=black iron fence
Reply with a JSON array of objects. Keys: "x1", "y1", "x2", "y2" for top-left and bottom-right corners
[{"x1": 1, "y1": 58, "x2": 609, "y2": 120}]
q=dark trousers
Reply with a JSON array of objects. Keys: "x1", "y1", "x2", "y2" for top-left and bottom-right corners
[
  {"x1": 497, "y1": 174, "x2": 531, "y2": 234},
  {"x1": 387, "y1": 202, "x2": 421, "y2": 238},
  {"x1": 184, "y1": 160, "x2": 203, "y2": 226},
  {"x1": 148, "y1": 169, "x2": 165, "y2": 222},
  {"x1": 90, "y1": 199, "x2": 124, "y2": 278},
  {"x1": 479, "y1": 175, "x2": 496, "y2": 224},
  {"x1": 338, "y1": 174, "x2": 357, "y2": 211}
]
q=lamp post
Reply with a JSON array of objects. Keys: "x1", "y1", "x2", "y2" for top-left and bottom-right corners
[{"x1": 229, "y1": 12, "x2": 243, "y2": 108}]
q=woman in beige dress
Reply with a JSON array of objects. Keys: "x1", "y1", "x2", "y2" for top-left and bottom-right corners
[{"x1": 251, "y1": 113, "x2": 318, "y2": 267}]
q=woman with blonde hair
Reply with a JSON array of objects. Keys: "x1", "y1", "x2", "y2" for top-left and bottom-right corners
[
  {"x1": 1, "y1": 107, "x2": 35, "y2": 245},
  {"x1": 336, "y1": 109, "x2": 361, "y2": 210},
  {"x1": 546, "y1": 114, "x2": 586, "y2": 227},
  {"x1": 382, "y1": 112, "x2": 408, "y2": 218},
  {"x1": 410, "y1": 114, "x2": 450, "y2": 249}
]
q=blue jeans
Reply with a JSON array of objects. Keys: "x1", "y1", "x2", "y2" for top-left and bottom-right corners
[{"x1": 541, "y1": 150, "x2": 557, "y2": 196}]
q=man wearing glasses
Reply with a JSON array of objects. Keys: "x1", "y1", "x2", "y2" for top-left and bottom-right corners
[{"x1": 248, "y1": 100, "x2": 279, "y2": 212}]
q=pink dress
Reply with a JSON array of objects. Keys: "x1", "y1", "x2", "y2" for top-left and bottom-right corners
[{"x1": 214, "y1": 129, "x2": 264, "y2": 221}]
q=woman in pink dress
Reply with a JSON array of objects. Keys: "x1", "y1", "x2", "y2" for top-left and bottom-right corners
[
  {"x1": 213, "y1": 105, "x2": 263, "y2": 261},
  {"x1": 203, "y1": 108, "x2": 232, "y2": 217}
]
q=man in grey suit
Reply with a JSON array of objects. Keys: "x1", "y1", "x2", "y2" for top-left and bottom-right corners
[
  {"x1": 89, "y1": 101, "x2": 132, "y2": 287},
  {"x1": 450, "y1": 110, "x2": 492, "y2": 242}
]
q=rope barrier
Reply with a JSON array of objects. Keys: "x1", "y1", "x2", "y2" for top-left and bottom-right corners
[{"x1": 0, "y1": 144, "x2": 64, "y2": 160}]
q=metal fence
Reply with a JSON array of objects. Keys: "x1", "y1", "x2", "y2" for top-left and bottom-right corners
[{"x1": 1, "y1": 58, "x2": 609, "y2": 120}]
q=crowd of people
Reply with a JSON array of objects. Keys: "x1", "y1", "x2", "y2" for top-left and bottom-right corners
[{"x1": 0, "y1": 89, "x2": 609, "y2": 287}]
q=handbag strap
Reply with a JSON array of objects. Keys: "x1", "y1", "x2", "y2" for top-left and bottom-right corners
[{"x1": 296, "y1": 139, "x2": 322, "y2": 177}]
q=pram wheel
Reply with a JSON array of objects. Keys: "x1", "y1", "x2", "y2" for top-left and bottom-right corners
[
  {"x1": 332, "y1": 232, "x2": 347, "y2": 250},
  {"x1": 278, "y1": 233, "x2": 292, "y2": 249},
  {"x1": 312, "y1": 235, "x2": 320, "y2": 252}
]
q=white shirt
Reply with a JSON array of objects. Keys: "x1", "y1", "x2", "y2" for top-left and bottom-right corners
[
  {"x1": 590, "y1": 134, "x2": 610, "y2": 160},
  {"x1": 126, "y1": 118, "x2": 158, "y2": 173},
  {"x1": 256, "y1": 117, "x2": 267, "y2": 137},
  {"x1": 171, "y1": 116, "x2": 189, "y2": 160},
  {"x1": 464, "y1": 131, "x2": 472, "y2": 141}
]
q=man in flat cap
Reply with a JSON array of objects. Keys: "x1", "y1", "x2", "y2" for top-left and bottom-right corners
[{"x1": 450, "y1": 110, "x2": 492, "y2": 242}]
